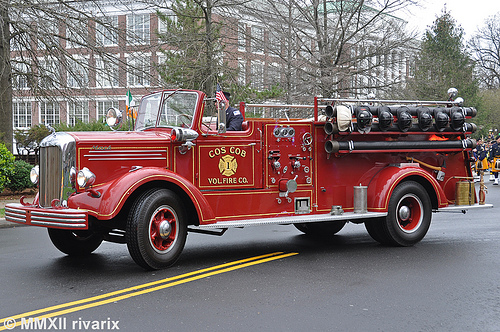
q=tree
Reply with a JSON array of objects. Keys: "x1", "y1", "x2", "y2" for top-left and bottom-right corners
[
  {"x1": 233, "y1": 0, "x2": 418, "y2": 102},
  {"x1": 408, "y1": 9, "x2": 479, "y2": 104},
  {"x1": 3, "y1": 0, "x2": 158, "y2": 150},
  {"x1": 469, "y1": 13, "x2": 500, "y2": 89},
  {"x1": 157, "y1": 0, "x2": 231, "y2": 99}
]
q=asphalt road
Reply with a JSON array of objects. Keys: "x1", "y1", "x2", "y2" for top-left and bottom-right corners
[{"x1": 0, "y1": 183, "x2": 499, "y2": 332}]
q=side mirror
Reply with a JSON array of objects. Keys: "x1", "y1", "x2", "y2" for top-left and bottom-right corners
[{"x1": 106, "y1": 107, "x2": 123, "y2": 131}]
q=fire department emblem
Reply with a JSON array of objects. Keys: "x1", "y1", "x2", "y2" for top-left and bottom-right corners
[{"x1": 218, "y1": 155, "x2": 238, "y2": 176}]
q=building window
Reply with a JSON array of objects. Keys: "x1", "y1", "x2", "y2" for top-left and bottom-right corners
[
  {"x1": 158, "y1": 11, "x2": 176, "y2": 34},
  {"x1": 127, "y1": 54, "x2": 150, "y2": 87},
  {"x1": 251, "y1": 26, "x2": 264, "y2": 54},
  {"x1": 37, "y1": 22, "x2": 58, "y2": 50},
  {"x1": 267, "y1": 63, "x2": 281, "y2": 87},
  {"x1": 238, "y1": 24, "x2": 246, "y2": 52},
  {"x1": 238, "y1": 59, "x2": 246, "y2": 85},
  {"x1": 67, "y1": 57, "x2": 89, "y2": 88},
  {"x1": 250, "y1": 60, "x2": 264, "y2": 90},
  {"x1": 66, "y1": 18, "x2": 88, "y2": 49},
  {"x1": 95, "y1": 56, "x2": 119, "y2": 88},
  {"x1": 13, "y1": 102, "x2": 32, "y2": 128},
  {"x1": 127, "y1": 13, "x2": 150, "y2": 45},
  {"x1": 12, "y1": 62, "x2": 30, "y2": 90},
  {"x1": 96, "y1": 16, "x2": 118, "y2": 46},
  {"x1": 40, "y1": 101, "x2": 60, "y2": 126},
  {"x1": 68, "y1": 101, "x2": 89, "y2": 126},
  {"x1": 38, "y1": 57, "x2": 60, "y2": 89},
  {"x1": 97, "y1": 100, "x2": 119, "y2": 120}
]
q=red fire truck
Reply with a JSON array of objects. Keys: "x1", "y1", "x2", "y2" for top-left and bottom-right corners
[{"x1": 5, "y1": 88, "x2": 491, "y2": 270}]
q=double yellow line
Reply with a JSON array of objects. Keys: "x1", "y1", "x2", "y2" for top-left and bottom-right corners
[{"x1": 0, "y1": 251, "x2": 297, "y2": 331}]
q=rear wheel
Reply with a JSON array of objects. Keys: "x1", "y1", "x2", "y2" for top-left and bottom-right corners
[
  {"x1": 126, "y1": 188, "x2": 187, "y2": 270},
  {"x1": 364, "y1": 217, "x2": 391, "y2": 245},
  {"x1": 294, "y1": 221, "x2": 346, "y2": 237},
  {"x1": 383, "y1": 181, "x2": 432, "y2": 246},
  {"x1": 48, "y1": 229, "x2": 103, "y2": 256}
]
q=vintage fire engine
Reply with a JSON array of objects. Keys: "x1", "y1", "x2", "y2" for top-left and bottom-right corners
[{"x1": 5, "y1": 88, "x2": 492, "y2": 270}]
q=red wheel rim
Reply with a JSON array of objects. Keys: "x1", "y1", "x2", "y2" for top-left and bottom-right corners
[
  {"x1": 396, "y1": 194, "x2": 423, "y2": 233},
  {"x1": 149, "y1": 205, "x2": 178, "y2": 253}
]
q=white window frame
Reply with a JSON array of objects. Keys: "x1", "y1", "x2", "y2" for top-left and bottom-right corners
[
  {"x1": 127, "y1": 13, "x2": 150, "y2": 45},
  {"x1": 95, "y1": 55, "x2": 119, "y2": 88},
  {"x1": 96, "y1": 100, "x2": 119, "y2": 120},
  {"x1": 39, "y1": 101, "x2": 60, "y2": 126},
  {"x1": 13, "y1": 100, "x2": 32, "y2": 129},
  {"x1": 96, "y1": 15, "x2": 118, "y2": 47},
  {"x1": 67, "y1": 100, "x2": 89, "y2": 126},
  {"x1": 67, "y1": 56, "x2": 89, "y2": 88},
  {"x1": 127, "y1": 53, "x2": 151, "y2": 87}
]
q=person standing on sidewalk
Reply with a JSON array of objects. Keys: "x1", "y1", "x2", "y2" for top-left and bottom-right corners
[{"x1": 489, "y1": 134, "x2": 500, "y2": 185}]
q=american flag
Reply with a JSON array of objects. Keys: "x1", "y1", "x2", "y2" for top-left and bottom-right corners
[{"x1": 216, "y1": 83, "x2": 228, "y2": 103}]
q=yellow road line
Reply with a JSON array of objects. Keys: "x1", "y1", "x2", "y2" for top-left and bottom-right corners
[{"x1": 0, "y1": 252, "x2": 298, "y2": 331}]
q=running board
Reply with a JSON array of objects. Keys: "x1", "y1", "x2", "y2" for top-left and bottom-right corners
[
  {"x1": 190, "y1": 211, "x2": 388, "y2": 231},
  {"x1": 434, "y1": 203, "x2": 493, "y2": 213}
]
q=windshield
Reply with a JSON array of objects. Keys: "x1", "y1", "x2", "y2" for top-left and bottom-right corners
[
  {"x1": 135, "y1": 91, "x2": 199, "y2": 131},
  {"x1": 136, "y1": 92, "x2": 161, "y2": 130}
]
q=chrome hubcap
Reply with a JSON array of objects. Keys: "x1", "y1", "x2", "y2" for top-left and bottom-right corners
[
  {"x1": 398, "y1": 205, "x2": 411, "y2": 221},
  {"x1": 159, "y1": 220, "x2": 172, "y2": 239}
]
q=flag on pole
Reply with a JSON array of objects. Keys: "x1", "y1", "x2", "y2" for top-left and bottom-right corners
[
  {"x1": 126, "y1": 89, "x2": 134, "y2": 119},
  {"x1": 216, "y1": 83, "x2": 228, "y2": 103}
]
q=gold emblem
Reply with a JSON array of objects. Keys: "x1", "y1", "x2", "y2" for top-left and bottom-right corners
[{"x1": 218, "y1": 155, "x2": 238, "y2": 176}]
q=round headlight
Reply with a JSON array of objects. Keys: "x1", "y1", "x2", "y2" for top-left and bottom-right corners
[
  {"x1": 77, "y1": 167, "x2": 96, "y2": 188},
  {"x1": 30, "y1": 165, "x2": 39, "y2": 185}
]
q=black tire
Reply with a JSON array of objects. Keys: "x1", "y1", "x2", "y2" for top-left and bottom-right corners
[
  {"x1": 294, "y1": 221, "x2": 346, "y2": 237},
  {"x1": 383, "y1": 181, "x2": 432, "y2": 246},
  {"x1": 47, "y1": 228, "x2": 103, "y2": 256},
  {"x1": 364, "y1": 217, "x2": 392, "y2": 245},
  {"x1": 126, "y1": 188, "x2": 187, "y2": 270}
]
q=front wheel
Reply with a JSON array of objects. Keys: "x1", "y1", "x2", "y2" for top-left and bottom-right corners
[
  {"x1": 383, "y1": 181, "x2": 432, "y2": 246},
  {"x1": 126, "y1": 188, "x2": 187, "y2": 270},
  {"x1": 48, "y1": 229, "x2": 103, "y2": 256}
]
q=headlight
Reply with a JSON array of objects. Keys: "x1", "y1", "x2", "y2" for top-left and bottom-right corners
[
  {"x1": 30, "y1": 165, "x2": 39, "y2": 184},
  {"x1": 77, "y1": 167, "x2": 96, "y2": 188}
]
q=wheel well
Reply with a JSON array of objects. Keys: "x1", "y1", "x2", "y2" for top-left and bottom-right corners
[
  {"x1": 107, "y1": 180, "x2": 200, "y2": 229},
  {"x1": 400, "y1": 175, "x2": 439, "y2": 210}
]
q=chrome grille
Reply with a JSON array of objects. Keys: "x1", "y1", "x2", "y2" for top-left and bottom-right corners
[{"x1": 38, "y1": 133, "x2": 76, "y2": 207}]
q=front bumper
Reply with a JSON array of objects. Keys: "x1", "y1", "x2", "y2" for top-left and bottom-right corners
[{"x1": 5, "y1": 203, "x2": 88, "y2": 230}]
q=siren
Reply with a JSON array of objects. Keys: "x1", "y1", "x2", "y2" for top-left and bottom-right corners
[
  {"x1": 417, "y1": 107, "x2": 433, "y2": 131},
  {"x1": 397, "y1": 106, "x2": 412, "y2": 132}
]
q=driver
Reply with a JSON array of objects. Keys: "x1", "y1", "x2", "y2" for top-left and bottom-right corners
[{"x1": 222, "y1": 91, "x2": 243, "y2": 131}]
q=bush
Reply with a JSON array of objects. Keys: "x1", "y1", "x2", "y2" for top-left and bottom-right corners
[
  {"x1": 0, "y1": 143, "x2": 15, "y2": 192},
  {"x1": 7, "y1": 160, "x2": 36, "y2": 193}
]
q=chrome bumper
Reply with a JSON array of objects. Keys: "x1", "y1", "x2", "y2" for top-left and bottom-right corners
[{"x1": 5, "y1": 203, "x2": 88, "y2": 229}]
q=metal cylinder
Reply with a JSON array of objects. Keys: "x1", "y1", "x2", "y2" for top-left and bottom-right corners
[
  {"x1": 455, "y1": 181, "x2": 474, "y2": 205},
  {"x1": 353, "y1": 185, "x2": 367, "y2": 213}
]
